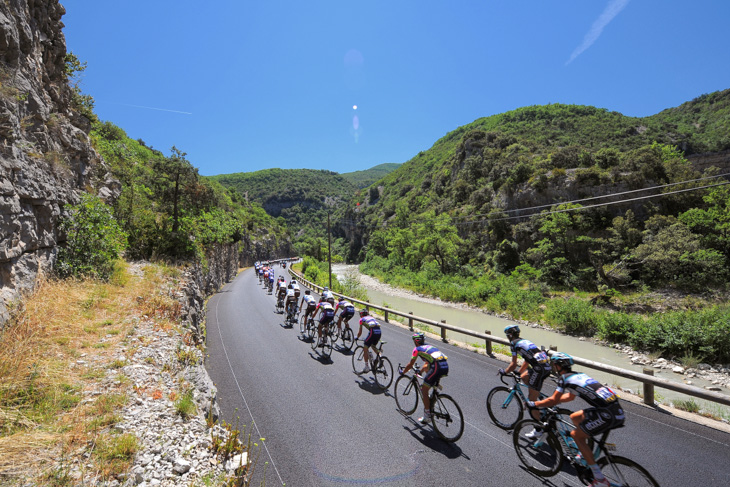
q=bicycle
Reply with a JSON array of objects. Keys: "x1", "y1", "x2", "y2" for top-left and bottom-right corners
[
  {"x1": 310, "y1": 319, "x2": 334, "y2": 359},
  {"x1": 285, "y1": 303, "x2": 298, "y2": 327},
  {"x1": 275, "y1": 295, "x2": 284, "y2": 314},
  {"x1": 351, "y1": 340, "x2": 394, "y2": 390},
  {"x1": 513, "y1": 407, "x2": 658, "y2": 486},
  {"x1": 299, "y1": 312, "x2": 313, "y2": 338},
  {"x1": 486, "y1": 372, "x2": 547, "y2": 430},
  {"x1": 332, "y1": 313, "x2": 355, "y2": 351},
  {"x1": 394, "y1": 363, "x2": 464, "y2": 442}
]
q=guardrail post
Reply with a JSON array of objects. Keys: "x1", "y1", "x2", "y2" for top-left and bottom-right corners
[
  {"x1": 384, "y1": 310, "x2": 389, "y2": 323},
  {"x1": 643, "y1": 368, "x2": 655, "y2": 406},
  {"x1": 408, "y1": 312, "x2": 413, "y2": 331},
  {"x1": 484, "y1": 330, "x2": 492, "y2": 355},
  {"x1": 441, "y1": 320, "x2": 447, "y2": 342}
]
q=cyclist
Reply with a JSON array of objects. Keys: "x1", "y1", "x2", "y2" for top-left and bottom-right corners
[
  {"x1": 355, "y1": 309, "x2": 381, "y2": 373},
  {"x1": 500, "y1": 324, "x2": 551, "y2": 437},
  {"x1": 285, "y1": 284, "x2": 297, "y2": 319},
  {"x1": 322, "y1": 286, "x2": 335, "y2": 305},
  {"x1": 300, "y1": 290, "x2": 317, "y2": 322},
  {"x1": 291, "y1": 279, "x2": 301, "y2": 300},
  {"x1": 526, "y1": 352, "x2": 625, "y2": 487},
  {"x1": 399, "y1": 332, "x2": 449, "y2": 424},
  {"x1": 313, "y1": 298, "x2": 336, "y2": 347},
  {"x1": 267, "y1": 269, "x2": 275, "y2": 292},
  {"x1": 335, "y1": 297, "x2": 356, "y2": 334},
  {"x1": 276, "y1": 277, "x2": 287, "y2": 306}
]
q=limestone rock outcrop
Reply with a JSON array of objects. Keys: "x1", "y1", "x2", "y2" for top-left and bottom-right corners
[{"x1": 0, "y1": 0, "x2": 118, "y2": 325}]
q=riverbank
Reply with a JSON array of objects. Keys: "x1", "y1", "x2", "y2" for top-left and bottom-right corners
[{"x1": 333, "y1": 264, "x2": 730, "y2": 426}]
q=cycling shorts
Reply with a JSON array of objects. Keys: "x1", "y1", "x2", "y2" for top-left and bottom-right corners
[
  {"x1": 423, "y1": 359, "x2": 448, "y2": 387},
  {"x1": 364, "y1": 326, "x2": 381, "y2": 347},
  {"x1": 305, "y1": 304, "x2": 316, "y2": 313},
  {"x1": 320, "y1": 310, "x2": 334, "y2": 325},
  {"x1": 579, "y1": 403, "x2": 625, "y2": 436},
  {"x1": 340, "y1": 309, "x2": 355, "y2": 321},
  {"x1": 527, "y1": 367, "x2": 552, "y2": 391}
]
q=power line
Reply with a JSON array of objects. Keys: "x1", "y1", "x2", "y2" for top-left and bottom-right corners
[
  {"x1": 455, "y1": 180, "x2": 730, "y2": 225},
  {"x1": 457, "y1": 172, "x2": 730, "y2": 219},
  {"x1": 336, "y1": 176, "x2": 730, "y2": 230}
]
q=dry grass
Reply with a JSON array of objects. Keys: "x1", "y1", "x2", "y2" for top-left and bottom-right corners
[{"x1": 0, "y1": 262, "x2": 183, "y2": 483}]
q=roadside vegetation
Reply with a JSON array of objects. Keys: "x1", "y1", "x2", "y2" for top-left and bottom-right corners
[{"x1": 0, "y1": 262, "x2": 172, "y2": 482}]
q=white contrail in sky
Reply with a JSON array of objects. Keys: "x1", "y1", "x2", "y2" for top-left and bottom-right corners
[
  {"x1": 566, "y1": 0, "x2": 631, "y2": 65},
  {"x1": 113, "y1": 102, "x2": 192, "y2": 115}
]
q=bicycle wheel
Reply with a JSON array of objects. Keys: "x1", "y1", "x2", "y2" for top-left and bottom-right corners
[
  {"x1": 373, "y1": 356, "x2": 394, "y2": 390},
  {"x1": 328, "y1": 324, "x2": 339, "y2": 343},
  {"x1": 299, "y1": 315, "x2": 307, "y2": 335},
  {"x1": 321, "y1": 335, "x2": 333, "y2": 359},
  {"x1": 340, "y1": 327, "x2": 355, "y2": 351},
  {"x1": 306, "y1": 319, "x2": 316, "y2": 342},
  {"x1": 351, "y1": 346, "x2": 367, "y2": 375},
  {"x1": 394, "y1": 375, "x2": 419, "y2": 415},
  {"x1": 598, "y1": 455, "x2": 659, "y2": 487},
  {"x1": 512, "y1": 419, "x2": 563, "y2": 477},
  {"x1": 486, "y1": 386, "x2": 524, "y2": 430},
  {"x1": 430, "y1": 393, "x2": 464, "y2": 442}
]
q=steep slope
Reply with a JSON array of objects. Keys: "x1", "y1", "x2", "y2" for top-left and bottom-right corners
[
  {"x1": 0, "y1": 0, "x2": 116, "y2": 325},
  {"x1": 208, "y1": 168, "x2": 358, "y2": 238},
  {"x1": 341, "y1": 163, "x2": 402, "y2": 188}
]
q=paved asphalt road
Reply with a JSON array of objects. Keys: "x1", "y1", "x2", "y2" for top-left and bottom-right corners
[{"x1": 205, "y1": 268, "x2": 730, "y2": 487}]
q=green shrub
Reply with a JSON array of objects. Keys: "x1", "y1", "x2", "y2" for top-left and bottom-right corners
[
  {"x1": 56, "y1": 194, "x2": 127, "y2": 280},
  {"x1": 545, "y1": 297, "x2": 597, "y2": 335},
  {"x1": 596, "y1": 311, "x2": 644, "y2": 343}
]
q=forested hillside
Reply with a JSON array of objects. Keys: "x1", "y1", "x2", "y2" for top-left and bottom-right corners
[
  {"x1": 324, "y1": 89, "x2": 730, "y2": 361},
  {"x1": 88, "y1": 121, "x2": 291, "y2": 266},
  {"x1": 208, "y1": 168, "x2": 360, "y2": 258},
  {"x1": 341, "y1": 163, "x2": 402, "y2": 188}
]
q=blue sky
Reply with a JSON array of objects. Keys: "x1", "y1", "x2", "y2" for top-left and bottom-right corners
[{"x1": 61, "y1": 0, "x2": 730, "y2": 177}]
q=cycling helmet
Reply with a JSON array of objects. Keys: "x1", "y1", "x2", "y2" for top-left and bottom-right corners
[
  {"x1": 338, "y1": 296, "x2": 344, "y2": 302},
  {"x1": 504, "y1": 324, "x2": 520, "y2": 339},
  {"x1": 304, "y1": 290, "x2": 310, "y2": 295},
  {"x1": 412, "y1": 332, "x2": 425, "y2": 346},
  {"x1": 287, "y1": 284, "x2": 293, "y2": 289},
  {"x1": 359, "y1": 309, "x2": 369, "y2": 317},
  {"x1": 550, "y1": 352, "x2": 574, "y2": 369},
  {"x1": 324, "y1": 287, "x2": 329, "y2": 291}
]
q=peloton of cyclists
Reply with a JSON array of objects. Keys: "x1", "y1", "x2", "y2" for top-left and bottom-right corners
[
  {"x1": 355, "y1": 309, "x2": 381, "y2": 373},
  {"x1": 526, "y1": 352, "x2": 625, "y2": 487},
  {"x1": 399, "y1": 331, "x2": 449, "y2": 424},
  {"x1": 500, "y1": 324, "x2": 552, "y2": 434}
]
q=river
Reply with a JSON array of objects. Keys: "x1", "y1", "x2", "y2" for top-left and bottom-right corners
[{"x1": 332, "y1": 264, "x2": 730, "y2": 418}]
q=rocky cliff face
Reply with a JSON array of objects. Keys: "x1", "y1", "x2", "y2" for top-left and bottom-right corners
[{"x1": 0, "y1": 0, "x2": 117, "y2": 325}]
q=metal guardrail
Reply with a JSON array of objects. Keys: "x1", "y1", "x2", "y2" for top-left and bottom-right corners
[{"x1": 289, "y1": 268, "x2": 730, "y2": 408}]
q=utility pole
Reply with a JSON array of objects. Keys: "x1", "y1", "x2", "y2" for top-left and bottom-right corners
[{"x1": 327, "y1": 211, "x2": 332, "y2": 289}]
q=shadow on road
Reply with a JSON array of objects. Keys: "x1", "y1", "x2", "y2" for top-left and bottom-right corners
[
  {"x1": 354, "y1": 377, "x2": 390, "y2": 396},
  {"x1": 399, "y1": 415, "x2": 469, "y2": 459},
  {"x1": 308, "y1": 352, "x2": 334, "y2": 365}
]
